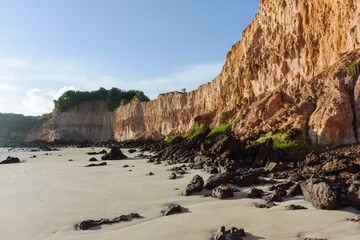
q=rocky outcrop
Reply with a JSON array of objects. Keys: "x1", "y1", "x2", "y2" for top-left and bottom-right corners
[
  {"x1": 26, "y1": 100, "x2": 115, "y2": 142},
  {"x1": 301, "y1": 177, "x2": 341, "y2": 210},
  {"x1": 27, "y1": 0, "x2": 360, "y2": 146},
  {"x1": 112, "y1": 0, "x2": 360, "y2": 145}
]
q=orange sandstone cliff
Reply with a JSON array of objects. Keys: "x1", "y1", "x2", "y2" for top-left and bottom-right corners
[
  {"x1": 26, "y1": 100, "x2": 115, "y2": 142},
  {"x1": 30, "y1": 0, "x2": 360, "y2": 145}
]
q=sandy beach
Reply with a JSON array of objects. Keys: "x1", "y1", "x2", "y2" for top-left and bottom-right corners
[{"x1": 0, "y1": 147, "x2": 359, "y2": 240}]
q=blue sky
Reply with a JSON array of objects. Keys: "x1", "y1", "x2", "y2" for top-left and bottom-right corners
[{"x1": 0, "y1": 0, "x2": 260, "y2": 115}]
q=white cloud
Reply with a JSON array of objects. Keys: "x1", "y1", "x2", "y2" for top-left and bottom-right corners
[
  {"x1": 22, "y1": 89, "x2": 54, "y2": 115},
  {"x1": 22, "y1": 86, "x2": 75, "y2": 115},
  {"x1": 49, "y1": 86, "x2": 75, "y2": 99},
  {"x1": 0, "y1": 56, "x2": 223, "y2": 115}
]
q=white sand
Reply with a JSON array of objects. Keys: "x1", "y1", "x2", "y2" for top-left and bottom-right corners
[{"x1": 0, "y1": 147, "x2": 359, "y2": 240}]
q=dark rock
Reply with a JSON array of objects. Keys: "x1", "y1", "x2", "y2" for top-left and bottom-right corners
[
  {"x1": 169, "y1": 172, "x2": 177, "y2": 179},
  {"x1": 89, "y1": 157, "x2": 97, "y2": 162},
  {"x1": 30, "y1": 155, "x2": 37, "y2": 158},
  {"x1": 226, "y1": 227, "x2": 246, "y2": 240},
  {"x1": 304, "y1": 151, "x2": 321, "y2": 166},
  {"x1": 211, "y1": 226, "x2": 226, "y2": 240},
  {"x1": 265, "y1": 162, "x2": 285, "y2": 172},
  {"x1": 128, "y1": 149, "x2": 136, "y2": 153},
  {"x1": 300, "y1": 177, "x2": 341, "y2": 210},
  {"x1": 210, "y1": 132, "x2": 243, "y2": 159},
  {"x1": 162, "y1": 204, "x2": 182, "y2": 216},
  {"x1": 263, "y1": 190, "x2": 283, "y2": 202},
  {"x1": 254, "y1": 138, "x2": 277, "y2": 166},
  {"x1": 347, "y1": 215, "x2": 360, "y2": 223},
  {"x1": 269, "y1": 181, "x2": 295, "y2": 197},
  {"x1": 85, "y1": 162, "x2": 107, "y2": 167},
  {"x1": 68, "y1": 159, "x2": 74, "y2": 161},
  {"x1": 0, "y1": 156, "x2": 20, "y2": 164},
  {"x1": 101, "y1": 147, "x2": 127, "y2": 160},
  {"x1": 268, "y1": 181, "x2": 294, "y2": 191},
  {"x1": 254, "y1": 201, "x2": 277, "y2": 209},
  {"x1": 347, "y1": 182, "x2": 360, "y2": 210},
  {"x1": 210, "y1": 226, "x2": 246, "y2": 240},
  {"x1": 184, "y1": 175, "x2": 204, "y2": 196},
  {"x1": 205, "y1": 172, "x2": 233, "y2": 190},
  {"x1": 75, "y1": 213, "x2": 141, "y2": 230},
  {"x1": 248, "y1": 187, "x2": 264, "y2": 198},
  {"x1": 87, "y1": 149, "x2": 107, "y2": 155},
  {"x1": 303, "y1": 238, "x2": 327, "y2": 240},
  {"x1": 232, "y1": 172, "x2": 259, "y2": 187},
  {"x1": 212, "y1": 184, "x2": 234, "y2": 199},
  {"x1": 123, "y1": 164, "x2": 130, "y2": 168},
  {"x1": 285, "y1": 204, "x2": 307, "y2": 210},
  {"x1": 147, "y1": 172, "x2": 155, "y2": 176},
  {"x1": 286, "y1": 183, "x2": 302, "y2": 197}
]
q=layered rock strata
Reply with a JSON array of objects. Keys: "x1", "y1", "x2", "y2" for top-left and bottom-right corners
[
  {"x1": 30, "y1": 0, "x2": 360, "y2": 145},
  {"x1": 26, "y1": 100, "x2": 115, "y2": 142},
  {"x1": 113, "y1": 0, "x2": 360, "y2": 145}
]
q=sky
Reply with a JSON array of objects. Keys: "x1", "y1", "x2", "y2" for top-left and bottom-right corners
[{"x1": 0, "y1": 0, "x2": 260, "y2": 115}]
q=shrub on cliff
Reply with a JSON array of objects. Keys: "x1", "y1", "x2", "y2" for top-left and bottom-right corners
[
  {"x1": 254, "y1": 125, "x2": 306, "y2": 152},
  {"x1": 164, "y1": 136, "x2": 179, "y2": 143},
  {"x1": 183, "y1": 123, "x2": 206, "y2": 139},
  {"x1": 348, "y1": 61, "x2": 360, "y2": 80},
  {"x1": 236, "y1": 92, "x2": 245, "y2": 105},
  {"x1": 54, "y1": 87, "x2": 150, "y2": 112},
  {"x1": 220, "y1": 112, "x2": 229, "y2": 123},
  {"x1": 206, "y1": 123, "x2": 233, "y2": 141}
]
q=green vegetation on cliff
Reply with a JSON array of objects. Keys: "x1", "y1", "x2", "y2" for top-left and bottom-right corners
[
  {"x1": 54, "y1": 87, "x2": 150, "y2": 112},
  {"x1": 348, "y1": 61, "x2": 360, "y2": 80},
  {"x1": 206, "y1": 123, "x2": 233, "y2": 140},
  {"x1": 254, "y1": 125, "x2": 306, "y2": 152},
  {"x1": 183, "y1": 123, "x2": 206, "y2": 139},
  {"x1": 0, "y1": 113, "x2": 52, "y2": 142},
  {"x1": 164, "y1": 135, "x2": 179, "y2": 143}
]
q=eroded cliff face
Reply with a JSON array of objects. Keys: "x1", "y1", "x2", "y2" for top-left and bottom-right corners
[
  {"x1": 113, "y1": 0, "x2": 360, "y2": 145},
  {"x1": 29, "y1": 0, "x2": 360, "y2": 145},
  {"x1": 26, "y1": 100, "x2": 115, "y2": 142}
]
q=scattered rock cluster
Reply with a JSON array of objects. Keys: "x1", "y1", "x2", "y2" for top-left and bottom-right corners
[{"x1": 75, "y1": 213, "x2": 141, "y2": 230}]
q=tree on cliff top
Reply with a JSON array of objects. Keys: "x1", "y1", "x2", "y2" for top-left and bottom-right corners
[
  {"x1": 0, "y1": 112, "x2": 52, "y2": 142},
  {"x1": 54, "y1": 87, "x2": 150, "y2": 112}
]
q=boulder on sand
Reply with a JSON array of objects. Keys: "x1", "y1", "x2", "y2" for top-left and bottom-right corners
[
  {"x1": 0, "y1": 156, "x2": 20, "y2": 164},
  {"x1": 300, "y1": 177, "x2": 341, "y2": 210},
  {"x1": 212, "y1": 184, "x2": 234, "y2": 199},
  {"x1": 184, "y1": 175, "x2": 204, "y2": 196},
  {"x1": 347, "y1": 182, "x2": 360, "y2": 210},
  {"x1": 101, "y1": 147, "x2": 127, "y2": 160}
]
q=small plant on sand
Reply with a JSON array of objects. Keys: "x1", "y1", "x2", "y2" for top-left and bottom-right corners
[
  {"x1": 164, "y1": 135, "x2": 179, "y2": 143},
  {"x1": 348, "y1": 61, "x2": 360, "y2": 80},
  {"x1": 206, "y1": 123, "x2": 233, "y2": 141},
  {"x1": 183, "y1": 123, "x2": 206, "y2": 139}
]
